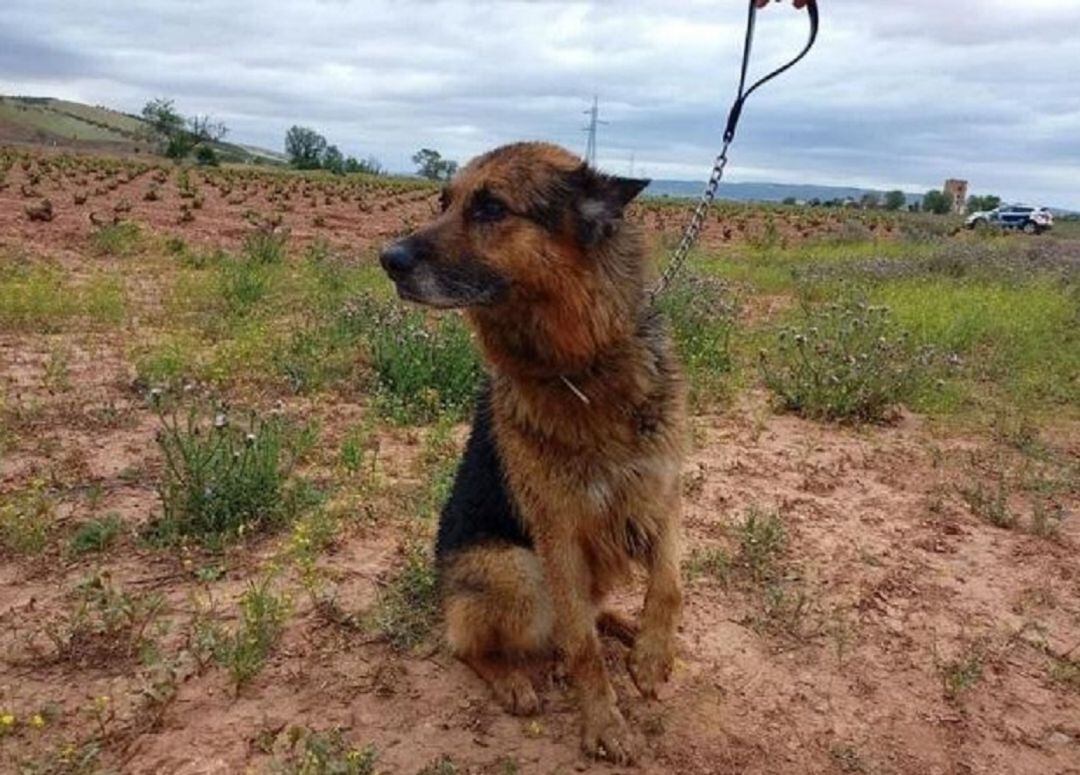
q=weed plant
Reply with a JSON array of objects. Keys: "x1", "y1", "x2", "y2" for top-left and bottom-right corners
[
  {"x1": 760, "y1": 297, "x2": 932, "y2": 422},
  {"x1": 148, "y1": 401, "x2": 316, "y2": 547}
]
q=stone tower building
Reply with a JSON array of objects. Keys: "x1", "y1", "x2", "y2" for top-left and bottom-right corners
[{"x1": 944, "y1": 179, "x2": 969, "y2": 214}]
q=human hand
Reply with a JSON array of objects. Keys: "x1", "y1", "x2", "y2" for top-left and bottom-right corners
[{"x1": 755, "y1": 0, "x2": 810, "y2": 8}]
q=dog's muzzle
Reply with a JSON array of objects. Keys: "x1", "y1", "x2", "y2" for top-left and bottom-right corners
[{"x1": 379, "y1": 237, "x2": 509, "y2": 309}]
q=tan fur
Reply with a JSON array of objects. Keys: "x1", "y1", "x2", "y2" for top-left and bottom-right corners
[
  {"x1": 415, "y1": 143, "x2": 685, "y2": 763},
  {"x1": 442, "y1": 545, "x2": 552, "y2": 716}
]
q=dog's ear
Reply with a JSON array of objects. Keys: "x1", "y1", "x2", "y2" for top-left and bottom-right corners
[{"x1": 567, "y1": 164, "x2": 650, "y2": 245}]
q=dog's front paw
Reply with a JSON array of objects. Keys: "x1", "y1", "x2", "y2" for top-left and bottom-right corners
[
  {"x1": 491, "y1": 670, "x2": 540, "y2": 716},
  {"x1": 627, "y1": 635, "x2": 674, "y2": 699},
  {"x1": 581, "y1": 702, "x2": 637, "y2": 764}
]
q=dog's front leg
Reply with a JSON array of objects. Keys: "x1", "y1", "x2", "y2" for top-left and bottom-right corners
[
  {"x1": 628, "y1": 496, "x2": 683, "y2": 699},
  {"x1": 534, "y1": 528, "x2": 637, "y2": 764}
]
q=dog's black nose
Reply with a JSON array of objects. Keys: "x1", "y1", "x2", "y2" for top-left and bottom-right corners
[{"x1": 379, "y1": 241, "x2": 416, "y2": 276}]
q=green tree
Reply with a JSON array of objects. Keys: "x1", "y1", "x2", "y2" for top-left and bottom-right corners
[
  {"x1": 165, "y1": 133, "x2": 197, "y2": 160},
  {"x1": 344, "y1": 155, "x2": 384, "y2": 175},
  {"x1": 860, "y1": 191, "x2": 881, "y2": 209},
  {"x1": 141, "y1": 100, "x2": 228, "y2": 162},
  {"x1": 141, "y1": 98, "x2": 185, "y2": 138},
  {"x1": 967, "y1": 194, "x2": 1001, "y2": 213},
  {"x1": 883, "y1": 190, "x2": 907, "y2": 211},
  {"x1": 412, "y1": 148, "x2": 458, "y2": 181},
  {"x1": 922, "y1": 189, "x2": 952, "y2": 215},
  {"x1": 188, "y1": 115, "x2": 228, "y2": 143},
  {"x1": 195, "y1": 144, "x2": 220, "y2": 166},
  {"x1": 321, "y1": 144, "x2": 345, "y2": 175},
  {"x1": 285, "y1": 126, "x2": 328, "y2": 170}
]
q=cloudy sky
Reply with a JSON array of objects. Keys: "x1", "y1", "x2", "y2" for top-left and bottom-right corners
[{"x1": 4, "y1": 0, "x2": 1080, "y2": 207}]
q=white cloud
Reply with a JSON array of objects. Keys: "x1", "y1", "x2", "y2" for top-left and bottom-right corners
[{"x1": 2, "y1": 0, "x2": 1078, "y2": 206}]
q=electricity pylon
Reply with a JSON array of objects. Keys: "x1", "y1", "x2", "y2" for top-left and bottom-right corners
[{"x1": 582, "y1": 95, "x2": 608, "y2": 167}]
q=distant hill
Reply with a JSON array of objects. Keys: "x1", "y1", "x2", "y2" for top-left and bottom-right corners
[
  {"x1": 645, "y1": 179, "x2": 1078, "y2": 215},
  {"x1": 0, "y1": 95, "x2": 286, "y2": 164},
  {"x1": 645, "y1": 178, "x2": 922, "y2": 206}
]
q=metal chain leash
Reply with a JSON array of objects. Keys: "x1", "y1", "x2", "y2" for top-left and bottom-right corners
[
  {"x1": 649, "y1": 139, "x2": 731, "y2": 301},
  {"x1": 648, "y1": 0, "x2": 819, "y2": 304}
]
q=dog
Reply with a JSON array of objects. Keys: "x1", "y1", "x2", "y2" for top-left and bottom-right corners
[{"x1": 379, "y1": 142, "x2": 685, "y2": 763}]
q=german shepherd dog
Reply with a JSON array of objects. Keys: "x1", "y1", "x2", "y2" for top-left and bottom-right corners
[{"x1": 379, "y1": 142, "x2": 685, "y2": 763}]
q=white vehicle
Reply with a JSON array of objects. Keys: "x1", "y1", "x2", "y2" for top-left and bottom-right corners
[{"x1": 966, "y1": 204, "x2": 1054, "y2": 234}]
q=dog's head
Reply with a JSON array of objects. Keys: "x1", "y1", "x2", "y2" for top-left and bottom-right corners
[{"x1": 379, "y1": 142, "x2": 649, "y2": 310}]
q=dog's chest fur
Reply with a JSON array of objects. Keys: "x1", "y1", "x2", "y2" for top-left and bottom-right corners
[{"x1": 487, "y1": 326, "x2": 685, "y2": 586}]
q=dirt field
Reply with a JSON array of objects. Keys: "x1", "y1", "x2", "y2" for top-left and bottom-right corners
[{"x1": 1, "y1": 148, "x2": 1077, "y2": 774}]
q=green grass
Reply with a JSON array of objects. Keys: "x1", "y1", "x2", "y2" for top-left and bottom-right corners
[
  {"x1": 43, "y1": 345, "x2": 72, "y2": 392},
  {"x1": 0, "y1": 97, "x2": 134, "y2": 143},
  {"x1": 69, "y1": 514, "x2": 124, "y2": 554},
  {"x1": 207, "y1": 319, "x2": 280, "y2": 384},
  {"x1": 274, "y1": 317, "x2": 362, "y2": 395},
  {"x1": 688, "y1": 507, "x2": 813, "y2": 640},
  {"x1": 134, "y1": 332, "x2": 203, "y2": 388},
  {"x1": 1052, "y1": 218, "x2": 1080, "y2": 239},
  {"x1": 941, "y1": 647, "x2": 985, "y2": 700},
  {"x1": 365, "y1": 302, "x2": 482, "y2": 425},
  {"x1": 268, "y1": 728, "x2": 376, "y2": 775},
  {"x1": 698, "y1": 239, "x2": 951, "y2": 294},
  {"x1": 683, "y1": 546, "x2": 731, "y2": 583},
  {"x1": 0, "y1": 480, "x2": 55, "y2": 554},
  {"x1": 693, "y1": 234, "x2": 1078, "y2": 424},
  {"x1": 418, "y1": 757, "x2": 460, "y2": 775},
  {"x1": 151, "y1": 246, "x2": 393, "y2": 394},
  {"x1": 141, "y1": 236, "x2": 453, "y2": 404},
  {"x1": 659, "y1": 275, "x2": 739, "y2": 408},
  {"x1": 1049, "y1": 656, "x2": 1080, "y2": 691},
  {"x1": 90, "y1": 222, "x2": 143, "y2": 257},
  {"x1": 734, "y1": 507, "x2": 787, "y2": 582},
  {"x1": 873, "y1": 279, "x2": 1078, "y2": 412},
  {"x1": 219, "y1": 255, "x2": 274, "y2": 317},
  {"x1": 685, "y1": 507, "x2": 787, "y2": 587},
  {"x1": 338, "y1": 421, "x2": 376, "y2": 475},
  {"x1": 242, "y1": 228, "x2": 288, "y2": 265},
  {"x1": 283, "y1": 506, "x2": 343, "y2": 595},
  {"x1": 0, "y1": 263, "x2": 125, "y2": 333},
  {"x1": 414, "y1": 417, "x2": 460, "y2": 520},
  {"x1": 958, "y1": 475, "x2": 1017, "y2": 529}
]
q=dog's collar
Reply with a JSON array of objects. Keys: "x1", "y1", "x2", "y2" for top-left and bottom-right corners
[{"x1": 559, "y1": 375, "x2": 591, "y2": 406}]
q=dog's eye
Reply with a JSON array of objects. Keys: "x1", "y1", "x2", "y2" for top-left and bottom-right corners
[{"x1": 470, "y1": 194, "x2": 508, "y2": 224}]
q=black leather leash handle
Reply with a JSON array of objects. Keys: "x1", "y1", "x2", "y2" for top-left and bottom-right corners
[{"x1": 724, "y1": 0, "x2": 820, "y2": 143}]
